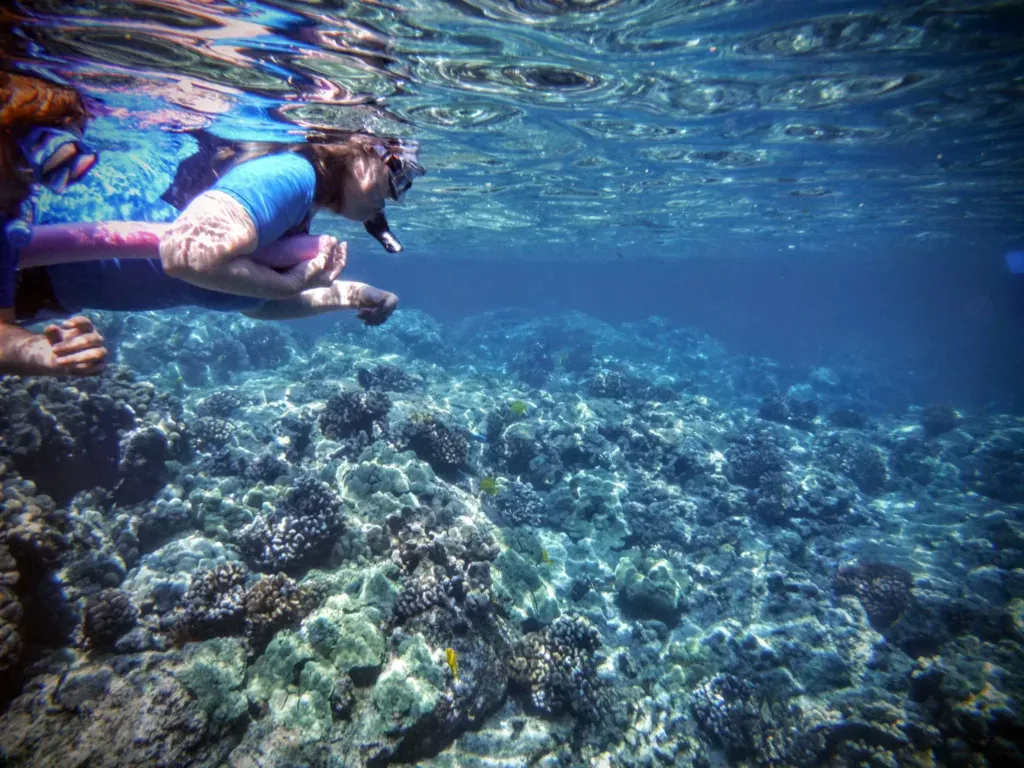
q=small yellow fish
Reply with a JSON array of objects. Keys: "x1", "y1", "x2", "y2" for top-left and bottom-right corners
[
  {"x1": 480, "y1": 476, "x2": 499, "y2": 496},
  {"x1": 540, "y1": 548, "x2": 552, "y2": 566},
  {"x1": 445, "y1": 647, "x2": 459, "y2": 679},
  {"x1": 508, "y1": 400, "x2": 528, "y2": 417}
]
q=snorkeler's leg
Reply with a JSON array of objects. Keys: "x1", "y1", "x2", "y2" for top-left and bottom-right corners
[
  {"x1": 19, "y1": 222, "x2": 169, "y2": 267},
  {"x1": 21, "y1": 222, "x2": 340, "y2": 271},
  {"x1": 243, "y1": 280, "x2": 398, "y2": 325}
]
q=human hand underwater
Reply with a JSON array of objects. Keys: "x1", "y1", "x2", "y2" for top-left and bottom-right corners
[
  {"x1": 283, "y1": 236, "x2": 347, "y2": 291},
  {"x1": 44, "y1": 315, "x2": 107, "y2": 376},
  {"x1": 349, "y1": 283, "x2": 398, "y2": 326}
]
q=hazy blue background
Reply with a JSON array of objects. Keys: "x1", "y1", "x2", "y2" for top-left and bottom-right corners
[{"x1": 7, "y1": 0, "x2": 1024, "y2": 409}]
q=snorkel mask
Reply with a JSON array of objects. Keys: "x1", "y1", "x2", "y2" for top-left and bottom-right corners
[
  {"x1": 4, "y1": 127, "x2": 98, "y2": 247},
  {"x1": 364, "y1": 141, "x2": 425, "y2": 254}
]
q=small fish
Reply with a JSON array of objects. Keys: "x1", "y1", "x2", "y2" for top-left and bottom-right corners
[
  {"x1": 539, "y1": 548, "x2": 552, "y2": 566},
  {"x1": 468, "y1": 431, "x2": 489, "y2": 443},
  {"x1": 480, "y1": 476, "x2": 499, "y2": 496},
  {"x1": 508, "y1": 400, "x2": 528, "y2": 417},
  {"x1": 445, "y1": 647, "x2": 459, "y2": 679}
]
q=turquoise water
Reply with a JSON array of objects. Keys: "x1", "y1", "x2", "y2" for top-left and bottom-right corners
[{"x1": 2, "y1": 1, "x2": 1024, "y2": 766}]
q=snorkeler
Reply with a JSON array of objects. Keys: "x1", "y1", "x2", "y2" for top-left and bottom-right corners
[
  {"x1": 0, "y1": 71, "x2": 106, "y2": 376},
  {"x1": 155, "y1": 128, "x2": 422, "y2": 300},
  {"x1": 13, "y1": 129, "x2": 422, "y2": 326}
]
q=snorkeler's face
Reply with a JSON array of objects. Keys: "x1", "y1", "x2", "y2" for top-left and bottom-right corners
[{"x1": 337, "y1": 152, "x2": 391, "y2": 223}]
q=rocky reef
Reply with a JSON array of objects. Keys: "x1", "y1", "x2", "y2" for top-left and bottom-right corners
[{"x1": 0, "y1": 308, "x2": 1021, "y2": 768}]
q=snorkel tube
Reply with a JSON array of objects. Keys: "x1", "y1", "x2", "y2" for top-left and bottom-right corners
[
  {"x1": 364, "y1": 138, "x2": 425, "y2": 254},
  {"x1": 364, "y1": 210, "x2": 403, "y2": 254}
]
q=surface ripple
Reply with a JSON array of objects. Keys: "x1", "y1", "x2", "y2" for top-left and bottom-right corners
[{"x1": 4, "y1": 0, "x2": 1022, "y2": 254}]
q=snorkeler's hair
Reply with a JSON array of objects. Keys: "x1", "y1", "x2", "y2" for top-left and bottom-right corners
[
  {"x1": 0, "y1": 72, "x2": 88, "y2": 135},
  {"x1": 161, "y1": 129, "x2": 393, "y2": 212},
  {"x1": 300, "y1": 132, "x2": 391, "y2": 210}
]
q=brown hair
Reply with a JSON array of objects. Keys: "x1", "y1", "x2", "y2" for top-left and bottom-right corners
[
  {"x1": 226, "y1": 132, "x2": 387, "y2": 211},
  {"x1": 0, "y1": 72, "x2": 88, "y2": 135},
  {"x1": 162, "y1": 129, "x2": 398, "y2": 213}
]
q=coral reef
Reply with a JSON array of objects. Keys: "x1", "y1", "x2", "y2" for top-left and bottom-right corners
[
  {"x1": 834, "y1": 561, "x2": 914, "y2": 629},
  {"x1": 0, "y1": 368, "x2": 184, "y2": 505},
  {"x1": 244, "y1": 573, "x2": 320, "y2": 652},
  {"x1": 509, "y1": 614, "x2": 611, "y2": 722},
  {"x1": 82, "y1": 588, "x2": 139, "y2": 651},
  {"x1": 237, "y1": 323, "x2": 293, "y2": 370},
  {"x1": 0, "y1": 545, "x2": 22, "y2": 672},
  {"x1": 358, "y1": 364, "x2": 419, "y2": 392},
  {"x1": 175, "y1": 561, "x2": 249, "y2": 641},
  {"x1": 920, "y1": 404, "x2": 960, "y2": 437},
  {"x1": 398, "y1": 414, "x2": 470, "y2": 477},
  {"x1": 0, "y1": 303, "x2": 1021, "y2": 768},
  {"x1": 236, "y1": 476, "x2": 345, "y2": 574},
  {"x1": 319, "y1": 390, "x2": 391, "y2": 441}
]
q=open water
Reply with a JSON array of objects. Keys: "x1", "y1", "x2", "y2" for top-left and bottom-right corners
[{"x1": 1, "y1": 1, "x2": 1023, "y2": 766}]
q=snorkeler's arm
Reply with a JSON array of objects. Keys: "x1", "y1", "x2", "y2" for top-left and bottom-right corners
[
  {"x1": 0, "y1": 310, "x2": 106, "y2": 376},
  {"x1": 159, "y1": 192, "x2": 342, "y2": 300},
  {"x1": 243, "y1": 280, "x2": 397, "y2": 325}
]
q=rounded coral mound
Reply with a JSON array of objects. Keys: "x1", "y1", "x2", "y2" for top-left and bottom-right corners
[
  {"x1": 83, "y1": 588, "x2": 139, "y2": 651},
  {"x1": 509, "y1": 614, "x2": 610, "y2": 722},
  {"x1": 0, "y1": 544, "x2": 23, "y2": 672},
  {"x1": 834, "y1": 561, "x2": 914, "y2": 628},
  {"x1": 236, "y1": 475, "x2": 345, "y2": 574},
  {"x1": 399, "y1": 414, "x2": 469, "y2": 476},
  {"x1": 176, "y1": 562, "x2": 248, "y2": 641},
  {"x1": 319, "y1": 389, "x2": 391, "y2": 441},
  {"x1": 0, "y1": 368, "x2": 183, "y2": 506},
  {"x1": 919, "y1": 404, "x2": 959, "y2": 437},
  {"x1": 244, "y1": 573, "x2": 319, "y2": 652}
]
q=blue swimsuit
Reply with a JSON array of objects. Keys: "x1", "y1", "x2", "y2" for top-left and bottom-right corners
[{"x1": 43, "y1": 153, "x2": 317, "y2": 314}]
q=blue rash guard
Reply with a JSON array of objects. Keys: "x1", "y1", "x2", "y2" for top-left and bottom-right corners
[
  {"x1": 45, "y1": 153, "x2": 318, "y2": 314},
  {"x1": 212, "y1": 152, "x2": 317, "y2": 247}
]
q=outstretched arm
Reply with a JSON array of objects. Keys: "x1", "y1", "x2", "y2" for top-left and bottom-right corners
[
  {"x1": 243, "y1": 280, "x2": 398, "y2": 325},
  {"x1": 159, "y1": 191, "x2": 343, "y2": 299}
]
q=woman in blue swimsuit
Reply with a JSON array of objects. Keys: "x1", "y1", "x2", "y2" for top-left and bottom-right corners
[{"x1": 17, "y1": 129, "x2": 424, "y2": 329}]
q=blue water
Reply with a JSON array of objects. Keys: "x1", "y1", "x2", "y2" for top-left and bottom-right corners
[{"x1": 3, "y1": 1, "x2": 1024, "y2": 766}]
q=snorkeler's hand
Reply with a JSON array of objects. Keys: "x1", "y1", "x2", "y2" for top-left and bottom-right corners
[
  {"x1": 318, "y1": 236, "x2": 347, "y2": 282},
  {"x1": 43, "y1": 315, "x2": 107, "y2": 376},
  {"x1": 352, "y1": 284, "x2": 398, "y2": 326},
  {"x1": 283, "y1": 237, "x2": 347, "y2": 291}
]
